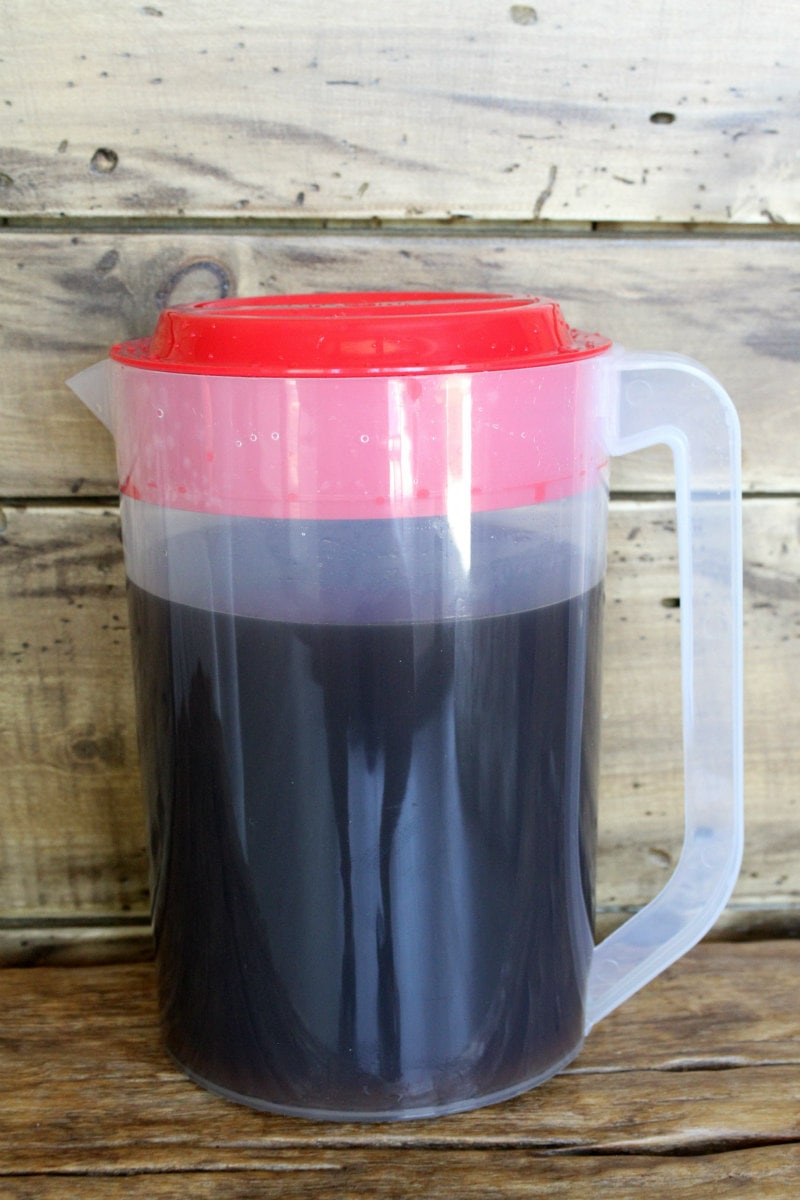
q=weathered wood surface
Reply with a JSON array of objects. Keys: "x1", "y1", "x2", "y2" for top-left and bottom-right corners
[
  {"x1": 1, "y1": 231, "x2": 798, "y2": 499},
  {"x1": 0, "y1": 499, "x2": 796, "y2": 948},
  {"x1": 0, "y1": 0, "x2": 797, "y2": 224},
  {"x1": 0, "y1": 943, "x2": 798, "y2": 1196},
  {"x1": 4, "y1": 1153, "x2": 800, "y2": 1200},
  {"x1": 0, "y1": 505, "x2": 150, "y2": 926}
]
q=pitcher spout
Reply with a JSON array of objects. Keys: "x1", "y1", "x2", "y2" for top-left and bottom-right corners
[{"x1": 66, "y1": 359, "x2": 114, "y2": 433}]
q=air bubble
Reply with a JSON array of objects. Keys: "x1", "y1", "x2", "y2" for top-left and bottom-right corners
[
  {"x1": 249, "y1": 432, "x2": 258, "y2": 442},
  {"x1": 360, "y1": 434, "x2": 370, "y2": 443},
  {"x1": 155, "y1": 407, "x2": 164, "y2": 418},
  {"x1": 235, "y1": 439, "x2": 242, "y2": 447},
  {"x1": 271, "y1": 431, "x2": 280, "y2": 441}
]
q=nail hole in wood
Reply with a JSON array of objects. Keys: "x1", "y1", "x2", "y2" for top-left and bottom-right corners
[{"x1": 90, "y1": 148, "x2": 119, "y2": 173}]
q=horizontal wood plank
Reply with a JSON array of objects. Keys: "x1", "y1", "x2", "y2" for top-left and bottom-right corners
[
  {"x1": 0, "y1": 499, "x2": 796, "y2": 938},
  {"x1": 2, "y1": 1149, "x2": 800, "y2": 1199},
  {"x1": 0, "y1": 1, "x2": 797, "y2": 224},
  {"x1": 3, "y1": 1069, "x2": 796, "y2": 1158},
  {"x1": 1, "y1": 231, "x2": 798, "y2": 499},
  {"x1": 0, "y1": 924, "x2": 152, "y2": 968},
  {"x1": 0, "y1": 505, "x2": 149, "y2": 921},
  {"x1": 0, "y1": 944, "x2": 798, "y2": 1199}
]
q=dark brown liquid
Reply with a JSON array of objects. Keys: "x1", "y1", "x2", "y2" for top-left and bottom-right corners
[{"x1": 128, "y1": 582, "x2": 602, "y2": 1117}]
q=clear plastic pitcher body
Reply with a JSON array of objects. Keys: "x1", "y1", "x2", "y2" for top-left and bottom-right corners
[{"x1": 66, "y1": 293, "x2": 742, "y2": 1121}]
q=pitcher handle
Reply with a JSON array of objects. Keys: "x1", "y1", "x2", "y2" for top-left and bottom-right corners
[{"x1": 585, "y1": 349, "x2": 744, "y2": 1030}]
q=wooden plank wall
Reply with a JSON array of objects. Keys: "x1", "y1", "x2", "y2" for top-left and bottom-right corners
[{"x1": 1, "y1": 0, "x2": 798, "y2": 962}]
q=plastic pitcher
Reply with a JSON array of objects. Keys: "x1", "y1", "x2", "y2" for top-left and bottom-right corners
[{"x1": 67, "y1": 292, "x2": 743, "y2": 1121}]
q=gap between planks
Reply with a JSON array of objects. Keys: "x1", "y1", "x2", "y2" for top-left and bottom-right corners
[
  {"x1": 2, "y1": 904, "x2": 798, "y2": 967},
  {"x1": 2, "y1": 216, "x2": 800, "y2": 239}
]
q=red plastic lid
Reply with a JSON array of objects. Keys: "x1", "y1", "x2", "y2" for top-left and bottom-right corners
[{"x1": 111, "y1": 291, "x2": 611, "y2": 377}]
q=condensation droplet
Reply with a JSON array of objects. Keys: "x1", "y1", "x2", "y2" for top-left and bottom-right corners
[
  {"x1": 360, "y1": 434, "x2": 370, "y2": 444},
  {"x1": 235, "y1": 439, "x2": 242, "y2": 447},
  {"x1": 271, "y1": 431, "x2": 280, "y2": 441},
  {"x1": 249, "y1": 432, "x2": 258, "y2": 442},
  {"x1": 155, "y1": 407, "x2": 164, "y2": 418}
]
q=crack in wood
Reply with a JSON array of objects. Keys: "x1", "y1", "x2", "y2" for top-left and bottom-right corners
[
  {"x1": 554, "y1": 1134, "x2": 800, "y2": 1158},
  {"x1": 2, "y1": 1137, "x2": 797, "y2": 1171},
  {"x1": 533, "y1": 164, "x2": 558, "y2": 218},
  {"x1": 566, "y1": 1057, "x2": 800, "y2": 1076},
  {"x1": 0, "y1": 1164, "x2": 344, "y2": 1178}
]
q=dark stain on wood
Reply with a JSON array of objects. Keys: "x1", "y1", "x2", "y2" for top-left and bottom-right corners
[
  {"x1": 155, "y1": 259, "x2": 233, "y2": 309},
  {"x1": 57, "y1": 269, "x2": 132, "y2": 304},
  {"x1": 744, "y1": 565, "x2": 800, "y2": 603},
  {"x1": 283, "y1": 245, "x2": 349, "y2": 267},
  {"x1": 215, "y1": 115, "x2": 446, "y2": 176},
  {"x1": 0, "y1": 534, "x2": 124, "y2": 602},
  {"x1": 96, "y1": 250, "x2": 120, "y2": 274},
  {"x1": 118, "y1": 186, "x2": 191, "y2": 210},
  {"x1": 745, "y1": 328, "x2": 800, "y2": 363},
  {"x1": 510, "y1": 5, "x2": 538, "y2": 25},
  {"x1": 145, "y1": 148, "x2": 242, "y2": 186},
  {"x1": 70, "y1": 724, "x2": 127, "y2": 769}
]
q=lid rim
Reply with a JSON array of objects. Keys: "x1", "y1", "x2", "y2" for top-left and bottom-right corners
[{"x1": 110, "y1": 291, "x2": 612, "y2": 377}]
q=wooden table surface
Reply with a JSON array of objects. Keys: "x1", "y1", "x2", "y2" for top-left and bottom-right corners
[{"x1": 1, "y1": 941, "x2": 798, "y2": 1197}]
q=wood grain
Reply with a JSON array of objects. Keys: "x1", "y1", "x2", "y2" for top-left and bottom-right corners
[
  {"x1": 1, "y1": 231, "x2": 798, "y2": 499},
  {"x1": 0, "y1": 499, "x2": 797, "y2": 940},
  {"x1": 0, "y1": 0, "x2": 797, "y2": 223},
  {"x1": 1, "y1": 11, "x2": 797, "y2": 1192},
  {"x1": 0, "y1": 505, "x2": 149, "y2": 921},
  {"x1": 0, "y1": 944, "x2": 798, "y2": 1197},
  {"x1": 2, "y1": 1151, "x2": 800, "y2": 1199}
]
